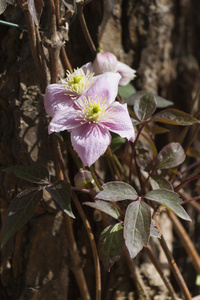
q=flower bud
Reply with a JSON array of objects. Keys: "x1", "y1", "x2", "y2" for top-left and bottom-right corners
[
  {"x1": 92, "y1": 52, "x2": 118, "y2": 75},
  {"x1": 74, "y1": 170, "x2": 95, "y2": 189}
]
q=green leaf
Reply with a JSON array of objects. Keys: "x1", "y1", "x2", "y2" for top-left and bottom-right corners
[
  {"x1": 124, "y1": 200, "x2": 151, "y2": 258},
  {"x1": 45, "y1": 180, "x2": 75, "y2": 218},
  {"x1": 150, "y1": 175, "x2": 173, "y2": 190},
  {"x1": 155, "y1": 142, "x2": 186, "y2": 170},
  {"x1": 136, "y1": 148, "x2": 153, "y2": 172},
  {"x1": 150, "y1": 125, "x2": 169, "y2": 135},
  {"x1": 145, "y1": 189, "x2": 191, "y2": 221},
  {"x1": 98, "y1": 223, "x2": 124, "y2": 271},
  {"x1": 152, "y1": 109, "x2": 200, "y2": 125},
  {"x1": 155, "y1": 95, "x2": 174, "y2": 108},
  {"x1": 110, "y1": 133, "x2": 126, "y2": 152},
  {"x1": 4, "y1": 165, "x2": 49, "y2": 185},
  {"x1": 84, "y1": 200, "x2": 120, "y2": 219},
  {"x1": 95, "y1": 181, "x2": 138, "y2": 202},
  {"x1": 1, "y1": 188, "x2": 42, "y2": 248},
  {"x1": 126, "y1": 91, "x2": 173, "y2": 108},
  {"x1": 118, "y1": 83, "x2": 136, "y2": 98},
  {"x1": 134, "y1": 92, "x2": 157, "y2": 121}
]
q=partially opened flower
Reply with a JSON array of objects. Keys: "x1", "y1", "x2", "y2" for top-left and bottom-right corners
[
  {"x1": 44, "y1": 68, "x2": 95, "y2": 117},
  {"x1": 84, "y1": 52, "x2": 136, "y2": 86},
  {"x1": 48, "y1": 72, "x2": 135, "y2": 166}
]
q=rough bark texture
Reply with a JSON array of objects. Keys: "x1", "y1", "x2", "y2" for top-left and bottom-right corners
[{"x1": 1, "y1": 0, "x2": 200, "y2": 299}]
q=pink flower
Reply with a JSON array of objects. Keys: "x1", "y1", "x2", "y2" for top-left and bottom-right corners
[
  {"x1": 44, "y1": 68, "x2": 95, "y2": 117},
  {"x1": 84, "y1": 52, "x2": 136, "y2": 86},
  {"x1": 48, "y1": 72, "x2": 135, "y2": 166}
]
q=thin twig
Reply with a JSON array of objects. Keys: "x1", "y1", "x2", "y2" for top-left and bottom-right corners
[
  {"x1": 77, "y1": 1, "x2": 96, "y2": 58},
  {"x1": 144, "y1": 247, "x2": 178, "y2": 300},
  {"x1": 54, "y1": 136, "x2": 101, "y2": 300},
  {"x1": 159, "y1": 234, "x2": 192, "y2": 300},
  {"x1": 60, "y1": 45, "x2": 73, "y2": 73},
  {"x1": 52, "y1": 136, "x2": 91, "y2": 300},
  {"x1": 167, "y1": 211, "x2": 200, "y2": 275},
  {"x1": 123, "y1": 248, "x2": 151, "y2": 299}
]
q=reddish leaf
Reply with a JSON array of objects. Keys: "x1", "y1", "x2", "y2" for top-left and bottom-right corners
[{"x1": 98, "y1": 224, "x2": 124, "y2": 271}]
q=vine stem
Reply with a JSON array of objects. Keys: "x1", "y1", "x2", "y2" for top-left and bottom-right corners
[
  {"x1": 54, "y1": 136, "x2": 101, "y2": 300},
  {"x1": 77, "y1": 0, "x2": 96, "y2": 58},
  {"x1": 52, "y1": 136, "x2": 91, "y2": 300},
  {"x1": 159, "y1": 233, "x2": 192, "y2": 300},
  {"x1": 167, "y1": 211, "x2": 200, "y2": 275},
  {"x1": 144, "y1": 247, "x2": 178, "y2": 300}
]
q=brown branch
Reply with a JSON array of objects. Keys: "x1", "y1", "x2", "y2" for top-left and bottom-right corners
[
  {"x1": 167, "y1": 210, "x2": 200, "y2": 275},
  {"x1": 46, "y1": 0, "x2": 62, "y2": 83},
  {"x1": 144, "y1": 247, "x2": 178, "y2": 300},
  {"x1": 77, "y1": 1, "x2": 96, "y2": 58},
  {"x1": 123, "y1": 248, "x2": 151, "y2": 299},
  {"x1": 60, "y1": 45, "x2": 73, "y2": 73},
  {"x1": 53, "y1": 135, "x2": 101, "y2": 300},
  {"x1": 52, "y1": 135, "x2": 91, "y2": 300},
  {"x1": 159, "y1": 234, "x2": 192, "y2": 300},
  {"x1": 24, "y1": 11, "x2": 47, "y2": 91}
]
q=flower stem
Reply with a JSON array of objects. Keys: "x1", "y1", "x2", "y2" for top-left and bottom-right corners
[{"x1": 89, "y1": 166, "x2": 102, "y2": 191}]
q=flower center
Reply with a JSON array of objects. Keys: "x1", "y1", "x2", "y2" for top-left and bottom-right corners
[
  {"x1": 75, "y1": 97, "x2": 116, "y2": 126},
  {"x1": 86, "y1": 103, "x2": 103, "y2": 122},
  {"x1": 61, "y1": 68, "x2": 94, "y2": 97}
]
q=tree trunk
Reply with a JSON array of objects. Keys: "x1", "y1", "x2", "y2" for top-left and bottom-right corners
[{"x1": 1, "y1": 0, "x2": 200, "y2": 299}]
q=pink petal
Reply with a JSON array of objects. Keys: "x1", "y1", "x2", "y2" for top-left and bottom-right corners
[
  {"x1": 71, "y1": 124, "x2": 111, "y2": 166},
  {"x1": 116, "y1": 61, "x2": 136, "y2": 86},
  {"x1": 44, "y1": 84, "x2": 74, "y2": 117},
  {"x1": 103, "y1": 102, "x2": 135, "y2": 142},
  {"x1": 92, "y1": 52, "x2": 118, "y2": 74},
  {"x1": 81, "y1": 62, "x2": 93, "y2": 74},
  {"x1": 80, "y1": 72, "x2": 121, "y2": 105},
  {"x1": 48, "y1": 107, "x2": 81, "y2": 134}
]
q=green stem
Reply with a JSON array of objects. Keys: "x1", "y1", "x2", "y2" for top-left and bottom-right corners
[{"x1": 89, "y1": 166, "x2": 102, "y2": 191}]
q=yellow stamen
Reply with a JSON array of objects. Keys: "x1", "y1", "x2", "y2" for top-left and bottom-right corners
[{"x1": 61, "y1": 68, "x2": 94, "y2": 97}]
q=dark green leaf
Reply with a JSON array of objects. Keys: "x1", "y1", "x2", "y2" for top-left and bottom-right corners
[
  {"x1": 136, "y1": 148, "x2": 153, "y2": 172},
  {"x1": 118, "y1": 83, "x2": 136, "y2": 98},
  {"x1": 152, "y1": 109, "x2": 199, "y2": 125},
  {"x1": 84, "y1": 200, "x2": 120, "y2": 219},
  {"x1": 45, "y1": 180, "x2": 75, "y2": 218},
  {"x1": 110, "y1": 134, "x2": 126, "y2": 152},
  {"x1": 155, "y1": 95, "x2": 174, "y2": 108},
  {"x1": 126, "y1": 91, "x2": 173, "y2": 108},
  {"x1": 1, "y1": 188, "x2": 42, "y2": 248},
  {"x1": 124, "y1": 200, "x2": 151, "y2": 258},
  {"x1": 150, "y1": 175, "x2": 173, "y2": 190},
  {"x1": 134, "y1": 93, "x2": 157, "y2": 121},
  {"x1": 150, "y1": 125, "x2": 169, "y2": 135},
  {"x1": 96, "y1": 181, "x2": 138, "y2": 202},
  {"x1": 98, "y1": 223, "x2": 124, "y2": 271},
  {"x1": 4, "y1": 165, "x2": 49, "y2": 185},
  {"x1": 155, "y1": 142, "x2": 186, "y2": 170},
  {"x1": 145, "y1": 189, "x2": 191, "y2": 221}
]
